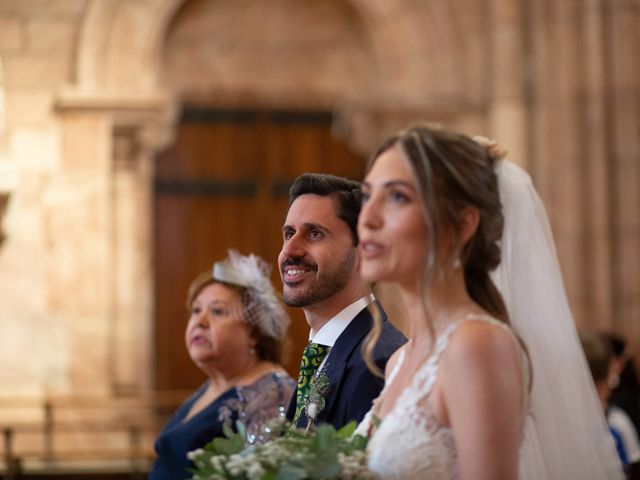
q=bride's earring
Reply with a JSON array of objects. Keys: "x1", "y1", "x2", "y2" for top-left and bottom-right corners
[{"x1": 452, "y1": 250, "x2": 462, "y2": 269}]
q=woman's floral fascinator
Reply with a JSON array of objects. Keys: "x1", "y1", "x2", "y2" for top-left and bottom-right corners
[{"x1": 212, "y1": 249, "x2": 290, "y2": 341}]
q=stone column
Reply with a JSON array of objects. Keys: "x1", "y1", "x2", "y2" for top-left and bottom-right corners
[
  {"x1": 524, "y1": 0, "x2": 639, "y2": 339},
  {"x1": 488, "y1": 0, "x2": 528, "y2": 168},
  {"x1": 48, "y1": 110, "x2": 113, "y2": 392},
  {"x1": 574, "y1": 0, "x2": 614, "y2": 330},
  {"x1": 0, "y1": 57, "x2": 10, "y2": 246},
  {"x1": 604, "y1": 0, "x2": 640, "y2": 344},
  {"x1": 54, "y1": 90, "x2": 175, "y2": 393},
  {"x1": 526, "y1": 0, "x2": 595, "y2": 325}
]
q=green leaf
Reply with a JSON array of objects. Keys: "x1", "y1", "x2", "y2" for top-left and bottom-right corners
[
  {"x1": 313, "y1": 424, "x2": 334, "y2": 451},
  {"x1": 277, "y1": 465, "x2": 308, "y2": 480},
  {"x1": 372, "y1": 414, "x2": 382, "y2": 429},
  {"x1": 211, "y1": 434, "x2": 245, "y2": 455},
  {"x1": 222, "y1": 422, "x2": 235, "y2": 438},
  {"x1": 317, "y1": 461, "x2": 341, "y2": 479},
  {"x1": 235, "y1": 420, "x2": 247, "y2": 439},
  {"x1": 336, "y1": 421, "x2": 356, "y2": 439},
  {"x1": 347, "y1": 434, "x2": 368, "y2": 451}
]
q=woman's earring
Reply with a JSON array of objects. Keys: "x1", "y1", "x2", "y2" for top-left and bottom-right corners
[
  {"x1": 250, "y1": 346, "x2": 257, "y2": 356},
  {"x1": 453, "y1": 257, "x2": 462, "y2": 269}
]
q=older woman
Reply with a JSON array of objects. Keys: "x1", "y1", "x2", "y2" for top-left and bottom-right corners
[{"x1": 149, "y1": 250, "x2": 295, "y2": 480}]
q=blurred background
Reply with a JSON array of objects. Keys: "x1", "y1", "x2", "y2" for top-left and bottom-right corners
[{"x1": 0, "y1": 0, "x2": 637, "y2": 477}]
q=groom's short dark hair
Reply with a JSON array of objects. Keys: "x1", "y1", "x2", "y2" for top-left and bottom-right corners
[{"x1": 289, "y1": 173, "x2": 361, "y2": 245}]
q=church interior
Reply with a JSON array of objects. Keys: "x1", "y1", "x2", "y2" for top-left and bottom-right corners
[{"x1": 0, "y1": 0, "x2": 638, "y2": 477}]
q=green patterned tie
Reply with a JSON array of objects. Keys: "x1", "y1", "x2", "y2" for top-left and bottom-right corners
[{"x1": 292, "y1": 342, "x2": 329, "y2": 425}]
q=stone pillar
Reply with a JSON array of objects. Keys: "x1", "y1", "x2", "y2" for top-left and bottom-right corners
[
  {"x1": 49, "y1": 110, "x2": 113, "y2": 392},
  {"x1": 111, "y1": 126, "x2": 153, "y2": 393},
  {"x1": 54, "y1": 90, "x2": 176, "y2": 393},
  {"x1": 0, "y1": 57, "x2": 10, "y2": 246},
  {"x1": 526, "y1": 0, "x2": 594, "y2": 325},
  {"x1": 574, "y1": 0, "x2": 614, "y2": 330},
  {"x1": 604, "y1": 0, "x2": 640, "y2": 345},
  {"x1": 0, "y1": 0, "x2": 98, "y2": 396},
  {"x1": 488, "y1": 0, "x2": 528, "y2": 168},
  {"x1": 524, "y1": 0, "x2": 639, "y2": 340},
  {"x1": 110, "y1": 119, "x2": 175, "y2": 393}
]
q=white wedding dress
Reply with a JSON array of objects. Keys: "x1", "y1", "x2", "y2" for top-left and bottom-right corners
[{"x1": 356, "y1": 314, "x2": 530, "y2": 480}]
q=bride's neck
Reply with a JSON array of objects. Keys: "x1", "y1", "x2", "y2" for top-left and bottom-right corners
[{"x1": 398, "y1": 271, "x2": 477, "y2": 341}]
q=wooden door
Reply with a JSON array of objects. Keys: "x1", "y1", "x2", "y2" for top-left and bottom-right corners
[{"x1": 153, "y1": 108, "x2": 365, "y2": 391}]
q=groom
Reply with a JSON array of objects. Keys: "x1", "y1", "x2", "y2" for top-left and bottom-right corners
[{"x1": 278, "y1": 173, "x2": 405, "y2": 429}]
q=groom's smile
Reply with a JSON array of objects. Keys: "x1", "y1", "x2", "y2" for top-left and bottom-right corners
[{"x1": 278, "y1": 194, "x2": 357, "y2": 310}]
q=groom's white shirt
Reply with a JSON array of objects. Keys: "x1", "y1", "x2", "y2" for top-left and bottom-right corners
[{"x1": 309, "y1": 295, "x2": 374, "y2": 373}]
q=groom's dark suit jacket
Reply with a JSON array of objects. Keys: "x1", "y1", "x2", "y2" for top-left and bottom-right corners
[{"x1": 286, "y1": 302, "x2": 406, "y2": 429}]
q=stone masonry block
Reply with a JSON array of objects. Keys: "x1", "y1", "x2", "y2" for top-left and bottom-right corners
[
  {"x1": 3, "y1": 53, "x2": 71, "y2": 87},
  {"x1": 26, "y1": 17, "x2": 78, "y2": 53},
  {"x1": 4, "y1": 90, "x2": 54, "y2": 125},
  {"x1": 0, "y1": 16, "x2": 23, "y2": 52},
  {"x1": 8, "y1": 124, "x2": 60, "y2": 172},
  {"x1": 0, "y1": 0, "x2": 87, "y2": 17}
]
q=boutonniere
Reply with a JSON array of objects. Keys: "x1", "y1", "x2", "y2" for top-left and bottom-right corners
[{"x1": 304, "y1": 369, "x2": 331, "y2": 433}]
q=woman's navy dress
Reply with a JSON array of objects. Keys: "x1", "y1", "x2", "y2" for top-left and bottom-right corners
[{"x1": 149, "y1": 372, "x2": 294, "y2": 479}]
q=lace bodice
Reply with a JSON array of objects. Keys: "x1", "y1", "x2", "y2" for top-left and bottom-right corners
[{"x1": 356, "y1": 314, "x2": 528, "y2": 480}]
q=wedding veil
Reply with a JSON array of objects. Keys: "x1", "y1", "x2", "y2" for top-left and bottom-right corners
[{"x1": 490, "y1": 161, "x2": 624, "y2": 480}]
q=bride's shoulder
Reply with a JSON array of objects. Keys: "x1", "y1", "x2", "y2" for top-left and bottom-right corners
[
  {"x1": 437, "y1": 318, "x2": 527, "y2": 423},
  {"x1": 442, "y1": 318, "x2": 521, "y2": 372}
]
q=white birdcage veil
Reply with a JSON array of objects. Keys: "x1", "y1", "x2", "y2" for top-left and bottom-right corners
[{"x1": 212, "y1": 249, "x2": 290, "y2": 341}]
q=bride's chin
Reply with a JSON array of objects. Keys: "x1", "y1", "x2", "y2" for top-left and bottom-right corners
[{"x1": 360, "y1": 265, "x2": 387, "y2": 284}]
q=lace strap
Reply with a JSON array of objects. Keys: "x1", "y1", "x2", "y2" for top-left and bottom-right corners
[
  {"x1": 410, "y1": 314, "x2": 512, "y2": 398},
  {"x1": 384, "y1": 348, "x2": 405, "y2": 388}
]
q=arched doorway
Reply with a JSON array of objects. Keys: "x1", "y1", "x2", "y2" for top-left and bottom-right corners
[{"x1": 153, "y1": 107, "x2": 365, "y2": 389}]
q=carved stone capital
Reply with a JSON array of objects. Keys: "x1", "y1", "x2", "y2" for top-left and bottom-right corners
[{"x1": 55, "y1": 87, "x2": 179, "y2": 168}]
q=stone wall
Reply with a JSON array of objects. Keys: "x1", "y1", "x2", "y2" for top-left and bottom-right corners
[{"x1": 0, "y1": 0, "x2": 90, "y2": 395}]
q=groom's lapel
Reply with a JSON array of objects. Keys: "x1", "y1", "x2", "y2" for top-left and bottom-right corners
[{"x1": 317, "y1": 306, "x2": 373, "y2": 424}]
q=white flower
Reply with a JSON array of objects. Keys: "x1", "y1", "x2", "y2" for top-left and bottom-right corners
[
  {"x1": 247, "y1": 462, "x2": 266, "y2": 478},
  {"x1": 338, "y1": 450, "x2": 375, "y2": 479},
  {"x1": 210, "y1": 455, "x2": 225, "y2": 470},
  {"x1": 307, "y1": 402, "x2": 318, "y2": 420},
  {"x1": 471, "y1": 135, "x2": 507, "y2": 161},
  {"x1": 187, "y1": 448, "x2": 204, "y2": 460}
]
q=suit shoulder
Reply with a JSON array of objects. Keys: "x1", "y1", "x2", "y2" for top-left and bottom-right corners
[{"x1": 374, "y1": 320, "x2": 407, "y2": 358}]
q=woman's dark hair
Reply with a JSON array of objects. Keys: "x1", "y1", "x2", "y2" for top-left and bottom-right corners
[
  {"x1": 363, "y1": 124, "x2": 511, "y2": 374},
  {"x1": 289, "y1": 173, "x2": 362, "y2": 245},
  {"x1": 603, "y1": 332, "x2": 640, "y2": 432},
  {"x1": 579, "y1": 329, "x2": 613, "y2": 383},
  {"x1": 186, "y1": 272, "x2": 282, "y2": 363}
]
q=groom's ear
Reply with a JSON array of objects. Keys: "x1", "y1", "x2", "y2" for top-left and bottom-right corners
[{"x1": 459, "y1": 207, "x2": 480, "y2": 245}]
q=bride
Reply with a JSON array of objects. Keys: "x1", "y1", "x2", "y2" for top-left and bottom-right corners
[{"x1": 355, "y1": 125, "x2": 624, "y2": 479}]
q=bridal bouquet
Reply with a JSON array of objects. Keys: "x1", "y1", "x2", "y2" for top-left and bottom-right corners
[{"x1": 187, "y1": 420, "x2": 374, "y2": 480}]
